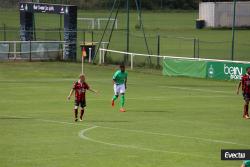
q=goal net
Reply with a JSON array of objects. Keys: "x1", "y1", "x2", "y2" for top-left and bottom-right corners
[
  {"x1": 96, "y1": 18, "x2": 118, "y2": 29},
  {"x1": 78, "y1": 18, "x2": 95, "y2": 29},
  {"x1": 77, "y1": 18, "x2": 118, "y2": 30}
]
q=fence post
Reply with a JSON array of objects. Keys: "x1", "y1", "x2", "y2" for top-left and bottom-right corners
[
  {"x1": 92, "y1": 19, "x2": 95, "y2": 29},
  {"x1": 91, "y1": 31, "x2": 94, "y2": 43},
  {"x1": 14, "y1": 42, "x2": 16, "y2": 60},
  {"x1": 115, "y1": 19, "x2": 118, "y2": 29},
  {"x1": 29, "y1": 40, "x2": 32, "y2": 62},
  {"x1": 62, "y1": 42, "x2": 65, "y2": 60},
  {"x1": 102, "y1": 49, "x2": 105, "y2": 64},
  {"x1": 193, "y1": 38, "x2": 196, "y2": 58},
  {"x1": 130, "y1": 54, "x2": 134, "y2": 70},
  {"x1": 197, "y1": 38, "x2": 200, "y2": 58},
  {"x1": 157, "y1": 34, "x2": 160, "y2": 68},
  {"x1": 59, "y1": 28, "x2": 62, "y2": 41},
  {"x1": 83, "y1": 31, "x2": 85, "y2": 44},
  {"x1": 89, "y1": 47, "x2": 92, "y2": 63},
  {"x1": 3, "y1": 24, "x2": 6, "y2": 41},
  {"x1": 99, "y1": 49, "x2": 102, "y2": 65}
]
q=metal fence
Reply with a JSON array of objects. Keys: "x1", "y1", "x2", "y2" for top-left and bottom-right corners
[
  {"x1": 0, "y1": 27, "x2": 250, "y2": 63},
  {"x1": 0, "y1": 40, "x2": 65, "y2": 61}
]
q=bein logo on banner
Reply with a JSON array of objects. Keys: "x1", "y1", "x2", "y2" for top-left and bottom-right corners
[
  {"x1": 224, "y1": 64, "x2": 243, "y2": 80},
  {"x1": 221, "y1": 150, "x2": 250, "y2": 160}
]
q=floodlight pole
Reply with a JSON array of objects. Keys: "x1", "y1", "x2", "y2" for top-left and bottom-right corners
[{"x1": 231, "y1": 0, "x2": 237, "y2": 61}]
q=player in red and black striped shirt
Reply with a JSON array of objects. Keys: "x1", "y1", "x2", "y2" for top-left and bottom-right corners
[
  {"x1": 67, "y1": 74, "x2": 98, "y2": 122},
  {"x1": 237, "y1": 67, "x2": 250, "y2": 119}
]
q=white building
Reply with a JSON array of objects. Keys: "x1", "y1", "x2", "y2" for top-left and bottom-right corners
[{"x1": 199, "y1": 1, "x2": 250, "y2": 28}]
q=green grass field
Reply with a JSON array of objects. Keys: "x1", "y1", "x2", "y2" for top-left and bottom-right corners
[
  {"x1": 0, "y1": 9, "x2": 250, "y2": 61},
  {"x1": 0, "y1": 62, "x2": 249, "y2": 167}
]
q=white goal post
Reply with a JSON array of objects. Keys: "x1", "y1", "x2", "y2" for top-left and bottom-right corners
[
  {"x1": 77, "y1": 18, "x2": 95, "y2": 29},
  {"x1": 96, "y1": 18, "x2": 118, "y2": 29},
  {"x1": 77, "y1": 17, "x2": 118, "y2": 29}
]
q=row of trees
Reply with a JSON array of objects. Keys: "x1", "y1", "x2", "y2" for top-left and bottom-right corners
[
  {"x1": 1, "y1": 0, "x2": 199, "y2": 9},
  {"x1": 66, "y1": 0, "x2": 200, "y2": 10},
  {"x1": 2, "y1": 0, "x2": 249, "y2": 10}
]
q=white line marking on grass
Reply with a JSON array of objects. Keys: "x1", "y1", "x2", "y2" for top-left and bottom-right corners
[
  {"x1": 0, "y1": 78, "x2": 110, "y2": 83},
  {"x1": 96, "y1": 126, "x2": 250, "y2": 147},
  {"x1": 86, "y1": 95, "x2": 231, "y2": 102},
  {"x1": 78, "y1": 126, "x2": 216, "y2": 159},
  {"x1": 37, "y1": 119, "x2": 84, "y2": 126},
  {"x1": 0, "y1": 115, "x2": 33, "y2": 119},
  {"x1": 38, "y1": 119, "x2": 250, "y2": 147},
  {"x1": 159, "y1": 86, "x2": 232, "y2": 94},
  {"x1": 2, "y1": 115, "x2": 249, "y2": 147}
]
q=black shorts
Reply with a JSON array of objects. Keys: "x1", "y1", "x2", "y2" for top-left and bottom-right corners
[
  {"x1": 75, "y1": 99, "x2": 86, "y2": 108},
  {"x1": 243, "y1": 93, "x2": 250, "y2": 101}
]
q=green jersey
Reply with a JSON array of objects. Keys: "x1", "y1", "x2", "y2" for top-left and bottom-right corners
[
  {"x1": 244, "y1": 160, "x2": 250, "y2": 167},
  {"x1": 113, "y1": 70, "x2": 128, "y2": 85}
]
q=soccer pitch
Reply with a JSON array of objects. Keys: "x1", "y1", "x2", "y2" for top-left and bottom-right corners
[{"x1": 0, "y1": 62, "x2": 249, "y2": 167}]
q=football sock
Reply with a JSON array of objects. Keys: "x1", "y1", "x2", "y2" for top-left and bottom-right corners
[
  {"x1": 112, "y1": 95, "x2": 118, "y2": 101},
  {"x1": 74, "y1": 109, "x2": 78, "y2": 119},
  {"x1": 80, "y1": 109, "x2": 84, "y2": 119},
  {"x1": 246, "y1": 105, "x2": 248, "y2": 116},
  {"x1": 244, "y1": 104, "x2": 249, "y2": 116},
  {"x1": 120, "y1": 95, "x2": 125, "y2": 108}
]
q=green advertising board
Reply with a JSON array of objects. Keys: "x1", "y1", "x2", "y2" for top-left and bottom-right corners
[
  {"x1": 206, "y1": 61, "x2": 250, "y2": 80},
  {"x1": 163, "y1": 58, "x2": 250, "y2": 80},
  {"x1": 162, "y1": 58, "x2": 207, "y2": 78}
]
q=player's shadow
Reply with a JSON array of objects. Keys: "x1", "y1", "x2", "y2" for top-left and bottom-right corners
[{"x1": 86, "y1": 120, "x2": 129, "y2": 123}]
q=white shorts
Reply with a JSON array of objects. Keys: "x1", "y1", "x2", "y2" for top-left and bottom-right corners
[{"x1": 114, "y1": 84, "x2": 126, "y2": 95}]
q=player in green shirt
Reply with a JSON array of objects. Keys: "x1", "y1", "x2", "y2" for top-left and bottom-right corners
[
  {"x1": 111, "y1": 64, "x2": 128, "y2": 112},
  {"x1": 241, "y1": 160, "x2": 250, "y2": 167}
]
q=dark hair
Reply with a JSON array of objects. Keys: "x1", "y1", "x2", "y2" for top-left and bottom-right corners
[
  {"x1": 246, "y1": 67, "x2": 250, "y2": 71},
  {"x1": 120, "y1": 64, "x2": 125, "y2": 68}
]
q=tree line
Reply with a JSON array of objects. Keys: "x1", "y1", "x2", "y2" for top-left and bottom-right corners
[
  {"x1": 1, "y1": 0, "x2": 248, "y2": 10},
  {"x1": 1, "y1": 0, "x2": 198, "y2": 9}
]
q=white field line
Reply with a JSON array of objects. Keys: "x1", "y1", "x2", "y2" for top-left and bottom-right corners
[
  {"x1": 159, "y1": 85, "x2": 232, "y2": 94},
  {"x1": 78, "y1": 95, "x2": 231, "y2": 102},
  {"x1": 0, "y1": 78, "x2": 110, "y2": 83},
  {"x1": 96, "y1": 126, "x2": 250, "y2": 147},
  {"x1": 78, "y1": 126, "x2": 216, "y2": 159},
  {"x1": 0, "y1": 80, "x2": 233, "y2": 96},
  {"x1": 0, "y1": 78, "x2": 234, "y2": 95},
  {"x1": 1, "y1": 115, "x2": 249, "y2": 147}
]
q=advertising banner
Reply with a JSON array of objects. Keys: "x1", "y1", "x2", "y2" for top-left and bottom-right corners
[
  {"x1": 162, "y1": 58, "x2": 207, "y2": 78},
  {"x1": 163, "y1": 58, "x2": 250, "y2": 80},
  {"x1": 206, "y1": 62, "x2": 250, "y2": 80}
]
